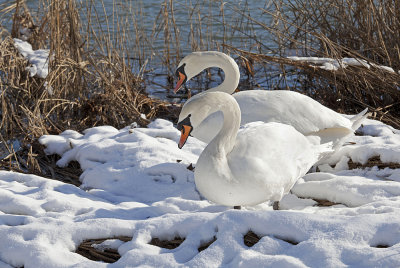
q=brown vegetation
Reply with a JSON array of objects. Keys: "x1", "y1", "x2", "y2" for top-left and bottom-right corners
[
  {"x1": 0, "y1": 0, "x2": 179, "y2": 177},
  {"x1": 230, "y1": 0, "x2": 400, "y2": 128},
  {"x1": 243, "y1": 230, "x2": 299, "y2": 247},
  {"x1": 1, "y1": 0, "x2": 175, "y2": 144},
  {"x1": 347, "y1": 156, "x2": 400, "y2": 170},
  {"x1": 76, "y1": 236, "x2": 132, "y2": 263}
]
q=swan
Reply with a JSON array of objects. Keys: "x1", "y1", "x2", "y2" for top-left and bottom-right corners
[
  {"x1": 177, "y1": 91, "x2": 332, "y2": 207},
  {"x1": 174, "y1": 51, "x2": 368, "y2": 148}
]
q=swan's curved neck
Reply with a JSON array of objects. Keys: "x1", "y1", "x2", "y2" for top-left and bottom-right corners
[
  {"x1": 198, "y1": 52, "x2": 240, "y2": 95},
  {"x1": 207, "y1": 94, "x2": 241, "y2": 155}
]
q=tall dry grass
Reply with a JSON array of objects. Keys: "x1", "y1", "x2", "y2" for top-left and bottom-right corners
[
  {"x1": 0, "y1": 0, "x2": 178, "y2": 175},
  {"x1": 0, "y1": 0, "x2": 176, "y2": 142},
  {"x1": 230, "y1": 0, "x2": 400, "y2": 127},
  {"x1": 3, "y1": 0, "x2": 399, "y2": 140}
]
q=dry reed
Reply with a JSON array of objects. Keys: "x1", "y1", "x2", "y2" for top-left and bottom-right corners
[
  {"x1": 1, "y1": 0, "x2": 176, "y2": 141},
  {"x1": 0, "y1": 0, "x2": 178, "y2": 176},
  {"x1": 229, "y1": 0, "x2": 400, "y2": 128}
]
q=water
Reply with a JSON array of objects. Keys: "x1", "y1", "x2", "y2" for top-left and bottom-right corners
[{"x1": 0, "y1": 0, "x2": 282, "y2": 101}]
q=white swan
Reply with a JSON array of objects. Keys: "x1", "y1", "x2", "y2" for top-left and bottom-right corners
[
  {"x1": 177, "y1": 91, "x2": 332, "y2": 207},
  {"x1": 174, "y1": 51, "x2": 368, "y2": 148}
]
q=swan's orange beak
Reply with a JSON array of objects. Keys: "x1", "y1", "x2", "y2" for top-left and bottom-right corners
[
  {"x1": 173, "y1": 71, "x2": 187, "y2": 93},
  {"x1": 178, "y1": 125, "x2": 192, "y2": 149}
]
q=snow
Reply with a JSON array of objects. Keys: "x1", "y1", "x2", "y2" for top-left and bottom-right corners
[
  {"x1": 13, "y1": 38, "x2": 49, "y2": 79},
  {"x1": 288, "y1": 56, "x2": 396, "y2": 73},
  {"x1": 0, "y1": 117, "x2": 399, "y2": 267},
  {"x1": 92, "y1": 239, "x2": 126, "y2": 252}
]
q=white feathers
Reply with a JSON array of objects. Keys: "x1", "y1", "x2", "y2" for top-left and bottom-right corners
[{"x1": 180, "y1": 92, "x2": 332, "y2": 206}]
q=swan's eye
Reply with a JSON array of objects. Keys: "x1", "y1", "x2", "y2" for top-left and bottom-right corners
[
  {"x1": 175, "y1": 63, "x2": 186, "y2": 77},
  {"x1": 177, "y1": 114, "x2": 192, "y2": 132},
  {"x1": 173, "y1": 64, "x2": 188, "y2": 93}
]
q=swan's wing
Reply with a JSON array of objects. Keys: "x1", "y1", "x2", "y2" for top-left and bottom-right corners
[
  {"x1": 349, "y1": 108, "x2": 369, "y2": 131},
  {"x1": 228, "y1": 122, "x2": 323, "y2": 200},
  {"x1": 234, "y1": 90, "x2": 353, "y2": 134}
]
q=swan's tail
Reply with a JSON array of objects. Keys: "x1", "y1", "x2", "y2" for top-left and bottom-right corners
[
  {"x1": 306, "y1": 141, "x2": 335, "y2": 172},
  {"x1": 350, "y1": 108, "x2": 368, "y2": 131},
  {"x1": 303, "y1": 139, "x2": 334, "y2": 173},
  {"x1": 316, "y1": 141, "x2": 334, "y2": 161},
  {"x1": 306, "y1": 135, "x2": 334, "y2": 160}
]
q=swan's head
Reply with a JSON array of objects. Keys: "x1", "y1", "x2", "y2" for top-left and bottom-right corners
[
  {"x1": 173, "y1": 62, "x2": 188, "y2": 94},
  {"x1": 177, "y1": 113, "x2": 193, "y2": 149},
  {"x1": 177, "y1": 94, "x2": 205, "y2": 149},
  {"x1": 177, "y1": 92, "x2": 228, "y2": 148},
  {"x1": 174, "y1": 51, "x2": 236, "y2": 93},
  {"x1": 173, "y1": 52, "x2": 205, "y2": 93}
]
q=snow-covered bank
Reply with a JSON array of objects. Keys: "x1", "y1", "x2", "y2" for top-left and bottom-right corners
[
  {"x1": 13, "y1": 38, "x2": 49, "y2": 79},
  {"x1": 0, "y1": 117, "x2": 399, "y2": 267},
  {"x1": 288, "y1": 56, "x2": 398, "y2": 74}
]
